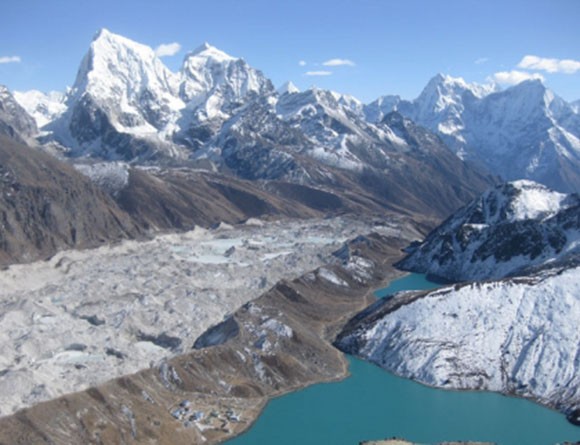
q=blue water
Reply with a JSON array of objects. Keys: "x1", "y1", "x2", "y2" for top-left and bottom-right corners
[
  {"x1": 227, "y1": 274, "x2": 580, "y2": 445},
  {"x1": 373, "y1": 272, "x2": 438, "y2": 298}
]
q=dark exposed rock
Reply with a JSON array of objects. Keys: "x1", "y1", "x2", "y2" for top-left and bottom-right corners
[
  {"x1": 105, "y1": 348, "x2": 127, "y2": 360},
  {"x1": 137, "y1": 332, "x2": 182, "y2": 351},
  {"x1": 79, "y1": 314, "x2": 106, "y2": 326},
  {"x1": 193, "y1": 316, "x2": 240, "y2": 349},
  {"x1": 65, "y1": 344, "x2": 87, "y2": 352}
]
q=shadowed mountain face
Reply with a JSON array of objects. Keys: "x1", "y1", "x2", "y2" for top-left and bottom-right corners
[{"x1": 0, "y1": 135, "x2": 142, "y2": 266}]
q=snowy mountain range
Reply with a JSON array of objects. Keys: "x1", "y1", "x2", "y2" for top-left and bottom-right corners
[
  {"x1": 7, "y1": 28, "x2": 580, "y2": 209},
  {"x1": 6, "y1": 28, "x2": 492, "y2": 219},
  {"x1": 397, "y1": 180, "x2": 580, "y2": 281},
  {"x1": 367, "y1": 74, "x2": 580, "y2": 192}
]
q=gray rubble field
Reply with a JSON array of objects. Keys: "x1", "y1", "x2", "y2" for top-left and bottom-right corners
[{"x1": 0, "y1": 216, "x2": 398, "y2": 415}]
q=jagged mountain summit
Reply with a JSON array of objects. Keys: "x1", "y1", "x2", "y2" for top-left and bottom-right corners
[
  {"x1": 37, "y1": 29, "x2": 277, "y2": 161},
  {"x1": 367, "y1": 74, "x2": 580, "y2": 192},
  {"x1": 12, "y1": 89, "x2": 66, "y2": 129},
  {"x1": 12, "y1": 29, "x2": 494, "y2": 219},
  {"x1": 397, "y1": 180, "x2": 580, "y2": 281},
  {"x1": 177, "y1": 42, "x2": 275, "y2": 149},
  {"x1": 45, "y1": 29, "x2": 185, "y2": 160}
]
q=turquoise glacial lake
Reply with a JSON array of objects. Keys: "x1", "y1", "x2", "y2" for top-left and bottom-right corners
[{"x1": 227, "y1": 273, "x2": 579, "y2": 445}]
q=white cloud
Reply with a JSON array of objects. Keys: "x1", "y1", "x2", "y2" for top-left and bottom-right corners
[
  {"x1": 154, "y1": 42, "x2": 181, "y2": 58},
  {"x1": 0, "y1": 56, "x2": 21, "y2": 64},
  {"x1": 305, "y1": 70, "x2": 332, "y2": 76},
  {"x1": 322, "y1": 58, "x2": 355, "y2": 67},
  {"x1": 298, "y1": 60, "x2": 307, "y2": 66},
  {"x1": 518, "y1": 55, "x2": 580, "y2": 74},
  {"x1": 475, "y1": 57, "x2": 489, "y2": 65},
  {"x1": 491, "y1": 70, "x2": 544, "y2": 85}
]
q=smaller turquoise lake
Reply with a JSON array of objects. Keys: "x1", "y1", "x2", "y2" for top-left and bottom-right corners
[{"x1": 227, "y1": 273, "x2": 579, "y2": 445}]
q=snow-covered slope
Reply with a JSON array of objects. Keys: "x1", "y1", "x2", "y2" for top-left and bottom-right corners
[
  {"x1": 336, "y1": 262, "x2": 580, "y2": 418},
  {"x1": 364, "y1": 95, "x2": 401, "y2": 124},
  {"x1": 13, "y1": 90, "x2": 66, "y2": 129},
  {"x1": 572, "y1": 100, "x2": 580, "y2": 114},
  {"x1": 397, "y1": 180, "x2": 580, "y2": 281},
  {"x1": 276, "y1": 87, "x2": 372, "y2": 170},
  {"x1": 368, "y1": 75, "x2": 580, "y2": 192}
]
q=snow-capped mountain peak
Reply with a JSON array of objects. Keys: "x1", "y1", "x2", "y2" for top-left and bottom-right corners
[
  {"x1": 179, "y1": 42, "x2": 274, "y2": 117},
  {"x1": 277, "y1": 81, "x2": 300, "y2": 95},
  {"x1": 72, "y1": 28, "x2": 180, "y2": 101},
  {"x1": 188, "y1": 42, "x2": 235, "y2": 62},
  {"x1": 416, "y1": 73, "x2": 496, "y2": 116},
  {"x1": 44, "y1": 28, "x2": 185, "y2": 159},
  {"x1": 488, "y1": 180, "x2": 570, "y2": 222},
  {"x1": 0, "y1": 85, "x2": 38, "y2": 143},
  {"x1": 368, "y1": 73, "x2": 580, "y2": 191}
]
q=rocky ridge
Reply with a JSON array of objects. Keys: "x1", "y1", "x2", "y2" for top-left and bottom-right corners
[
  {"x1": 0, "y1": 86, "x2": 38, "y2": 145},
  {"x1": 397, "y1": 180, "x2": 580, "y2": 282},
  {"x1": 0, "y1": 135, "x2": 142, "y2": 266}
]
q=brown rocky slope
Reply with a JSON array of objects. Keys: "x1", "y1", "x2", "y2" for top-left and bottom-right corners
[{"x1": 0, "y1": 135, "x2": 142, "y2": 267}]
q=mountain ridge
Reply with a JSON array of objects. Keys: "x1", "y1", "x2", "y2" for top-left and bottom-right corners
[
  {"x1": 367, "y1": 74, "x2": 580, "y2": 192},
  {"x1": 397, "y1": 180, "x2": 580, "y2": 281}
]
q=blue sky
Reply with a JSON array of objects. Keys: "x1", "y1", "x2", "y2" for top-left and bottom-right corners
[{"x1": 1, "y1": 0, "x2": 579, "y2": 102}]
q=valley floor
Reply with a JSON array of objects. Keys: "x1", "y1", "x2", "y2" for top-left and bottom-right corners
[{"x1": 0, "y1": 215, "x2": 402, "y2": 416}]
